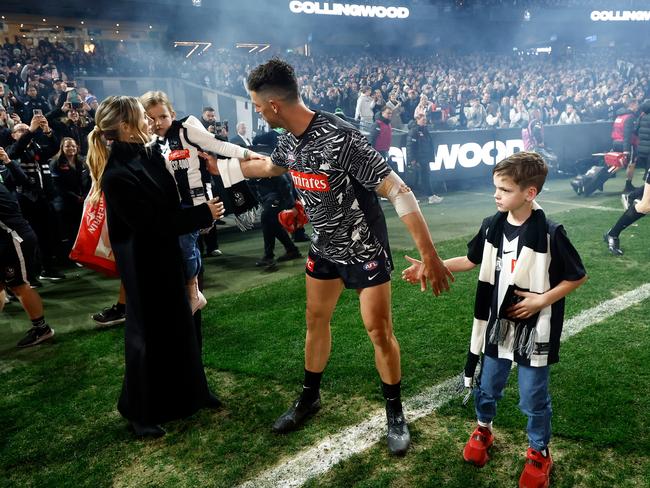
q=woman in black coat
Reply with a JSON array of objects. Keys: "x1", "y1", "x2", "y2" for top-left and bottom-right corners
[
  {"x1": 86, "y1": 96, "x2": 225, "y2": 437},
  {"x1": 49, "y1": 137, "x2": 89, "y2": 254}
]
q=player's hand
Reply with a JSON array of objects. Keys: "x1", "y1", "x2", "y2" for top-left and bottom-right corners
[
  {"x1": 206, "y1": 197, "x2": 225, "y2": 220},
  {"x1": 507, "y1": 290, "x2": 546, "y2": 319},
  {"x1": 401, "y1": 255, "x2": 423, "y2": 285},
  {"x1": 421, "y1": 254, "x2": 454, "y2": 296}
]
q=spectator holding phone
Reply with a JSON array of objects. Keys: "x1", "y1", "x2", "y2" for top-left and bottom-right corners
[
  {"x1": 46, "y1": 98, "x2": 94, "y2": 156},
  {"x1": 6, "y1": 115, "x2": 64, "y2": 282},
  {"x1": 15, "y1": 84, "x2": 51, "y2": 124}
]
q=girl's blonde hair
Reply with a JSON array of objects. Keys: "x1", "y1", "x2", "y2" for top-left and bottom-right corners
[
  {"x1": 139, "y1": 90, "x2": 175, "y2": 114},
  {"x1": 86, "y1": 96, "x2": 150, "y2": 204}
]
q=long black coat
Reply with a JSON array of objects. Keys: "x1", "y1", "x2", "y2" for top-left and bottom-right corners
[{"x1": 101, "y1": 141, "x2": 214, "y2": 425}]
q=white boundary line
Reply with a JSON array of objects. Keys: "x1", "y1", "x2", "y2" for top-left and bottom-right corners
[
  {"x1": 459, "y1": 191, "x2": 620, "y2": 212},
  {"x1": 238, "y1": 283, "x2": 650, "y2": 488}
]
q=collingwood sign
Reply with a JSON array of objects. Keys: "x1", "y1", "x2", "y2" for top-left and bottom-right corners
[
  {"x1": 389, "y1": 139, "x2": 524, "y2": 174},
  {"x1": 591, "y1": 10, "x2": 650, "y2": 21},
  {"x1": 288, "y1": 1, "x2": 410, "y2": 19}
]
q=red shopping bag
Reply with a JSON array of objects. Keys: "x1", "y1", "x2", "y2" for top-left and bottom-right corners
[{"x1": 69, "y1": 193, "x2": 119, "y2": 277}]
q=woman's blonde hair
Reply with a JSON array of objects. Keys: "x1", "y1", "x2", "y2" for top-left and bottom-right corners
[
  {"x1": 139, "y1": 90, "x2": 175, "y2": 114},
  {"x1": 86, "y1": 96, "x2": 150, "y2": 204}
]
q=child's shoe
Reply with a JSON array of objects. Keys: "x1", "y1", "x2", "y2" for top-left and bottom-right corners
[
  {"x1": 463, "y1": 425, "x2": 494, "y2": 467},
  {"x1": 519, "y1": 447, "x2": 553, "y2": 488},
  {"x1": 191, "y1": 290, "x2": 207, "y2": 314}
]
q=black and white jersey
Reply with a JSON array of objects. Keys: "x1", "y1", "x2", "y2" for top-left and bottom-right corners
[
  {"x1": 270, "y1": 111, "x2": 392, "y2": 264},
  {"x1": 157, "y1": 116, "x2": 247, "y2": 207}
]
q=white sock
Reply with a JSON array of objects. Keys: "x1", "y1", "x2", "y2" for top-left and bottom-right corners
[{"x1": 477, "y1": 420, "x2": 492, "y2": 431}]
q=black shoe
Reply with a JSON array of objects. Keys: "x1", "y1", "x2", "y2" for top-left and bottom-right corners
[
  {"x1": 386, "y1": 403, "x2": 410, "y2": 456},
  {"x1": 29, "y1": 278, "x2": 43, "y2": 289},
  {"x1": 206, "y1": 391, "x2": 223, "y2": 409},
  {"x1": 16, "y1": 324, "x2": 55, "y2": 348},
  {"x1": 272, "y1": 395, "x2": 321, "y2": 434},
  {"x1": 129, "y1": 421, "x2": 165, "y2": 438},
  {"x1": 277, "y1": 250, "x2": 302, "y2": 262},
  {"x1": 255, "y1": 257, "x2": 275, "y2": 267},
  {"x1": 603, "y1": 232, "x2": 623, "y2": 256},
  {"x1": 39, "y1": 270, "x2": 66, "y2": 281},
  {"x1": 92, "y1": 304, "x2": 126, "y2": 327}
]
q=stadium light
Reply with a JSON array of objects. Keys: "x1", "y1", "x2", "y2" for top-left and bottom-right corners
[
  {"x1": 174, "y1": 41, "x2": 212, "y2": 58},
  {"x1": 192, "y1": 0, "x2": 201, "y2": 6},
  {"x1": 236, "y1": 43, "x2": 271, "y2": 53}
]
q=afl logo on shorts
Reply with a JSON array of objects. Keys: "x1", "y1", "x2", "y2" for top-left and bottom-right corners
[
  {"x1": 363, "y1": 261, "x2": 378, "y2": 271},
  {"x1": 306, "y1": 257, "x2": 315, "y2": 272}
]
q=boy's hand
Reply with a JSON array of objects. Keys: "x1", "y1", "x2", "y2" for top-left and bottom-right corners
[
  {"x1": 401, "y1": 255, "x2": 423, "y2": 285},
  {"x1": 507, "y1": 290, "x2": 546, "y2": 319},
  {"x1": 422, "y1": 255, "x2": 454, "y2": 296}
]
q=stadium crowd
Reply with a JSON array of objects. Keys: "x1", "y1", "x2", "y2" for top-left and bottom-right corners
[{"x1": 1, "y1": 34, "x2": 649, "y2": 332}]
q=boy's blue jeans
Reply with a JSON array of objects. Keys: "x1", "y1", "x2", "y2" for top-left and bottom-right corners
[
  {"x1": 178, "y1": 230, "x2": 201, "y2": 281},
  {"x1": 474, "y1": 354, "x2": 552, "y2": 452}
]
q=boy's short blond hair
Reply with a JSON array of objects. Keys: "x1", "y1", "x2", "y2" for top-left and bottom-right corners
[
  {"x1": 493, "y1": 151, "x2": 548, "y2": 194},
  {"x1": 139, "y1": 90, "x2": 175, "y2": 114}
]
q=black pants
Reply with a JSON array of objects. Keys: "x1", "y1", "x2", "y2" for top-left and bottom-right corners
[
  {"x1": 17, "y1": 194, "x2": 60, "y2": 273},
  {"x1": 198, "y1": 224, "x2": 219, "y2": 254},
  {"x1": 261, "y1": 201, "x2": 297, "y2": 259},
  {"x1": 411, "y1": 160, "x2": 432, "y2": 197}
]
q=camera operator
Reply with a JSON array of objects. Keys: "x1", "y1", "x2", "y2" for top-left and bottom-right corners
[{"x1": 6, "y1": 115, "x2": 64, "y2": 282}]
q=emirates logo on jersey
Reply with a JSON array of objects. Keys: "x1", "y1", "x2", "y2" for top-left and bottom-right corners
[
  {"x1": 169, "y1": 149, "x2": 191, "y2": 161},
  {"x1": 290, "y1": 170, "x2": 330, "y2": 192}
]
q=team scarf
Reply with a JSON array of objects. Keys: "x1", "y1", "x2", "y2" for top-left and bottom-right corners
[{"x1": 463, "y1": 201, "x2": 552, "y2": 390}]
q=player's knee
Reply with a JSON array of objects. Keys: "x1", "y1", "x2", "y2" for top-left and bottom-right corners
[
  {"x1": 367, "y1": 324, "x2": 394, "y2": 349},
  {"x1": 9, "y1": 283, "x2": 31, "y2": 297},
  {"x1": 635, "y1": 199, "x2": 650, "y2": 214},
  {"x1": 306, "y1": 307, "x2": 331, "y2": 329}
]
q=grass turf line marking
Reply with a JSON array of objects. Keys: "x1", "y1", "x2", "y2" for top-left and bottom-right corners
[
  {"x1": 459, "y1": 192, "x2": 619, "y2": 212},
  {"x1": 238, "y1": 283, "x2": 650, "y2": 488}
]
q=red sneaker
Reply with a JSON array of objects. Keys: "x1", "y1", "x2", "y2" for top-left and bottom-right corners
[
  {"x1": 519, "y1": 447, "x2": 553, "y2": 488},
  {"x1": 463, "y1": 425, "x2": 494, "y2": 467}
]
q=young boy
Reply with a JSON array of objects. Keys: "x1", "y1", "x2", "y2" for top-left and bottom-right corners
[
  {"x1": 403, "y1": 152, "x2": 587, "y2": 487},
  {"x1": 139, "y1": 91, "x2": 256, "y2": 313}
]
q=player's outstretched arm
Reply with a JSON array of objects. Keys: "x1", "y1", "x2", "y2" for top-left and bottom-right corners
[
  {"x1": 198, "y1": 152, "x2": 286, "y2": 181},
  {"x1": 376, "y1": 171, "x2": 454, "y2": 296}
]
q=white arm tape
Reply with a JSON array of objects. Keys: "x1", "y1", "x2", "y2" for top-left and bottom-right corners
[
  {"x1": 217, "y1": 157, "x2": 245, "y2": 188},
  {"x1": 383, "y1": 171, "x2": 420, "y2": 217}
]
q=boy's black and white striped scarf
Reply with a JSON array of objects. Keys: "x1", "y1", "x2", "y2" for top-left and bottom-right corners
[{"x1": 463, "y1": 202, "x2": 552, "y2": 387}]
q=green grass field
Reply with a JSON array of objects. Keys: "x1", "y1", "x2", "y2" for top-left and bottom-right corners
[{"x1": 1, "y1": 175, "x2": 649, "y2": 487}]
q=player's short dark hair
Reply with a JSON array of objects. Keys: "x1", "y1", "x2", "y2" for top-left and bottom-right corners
[
  {"x1": 202, "y1": 106, "x2": 215, "y2": 113},
  {"x1": 247, "y1": 58, "x2": 299, "y2": 102},
  {"x1": 493, "y1": 151, "x2": 548, "y2": 193}
]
